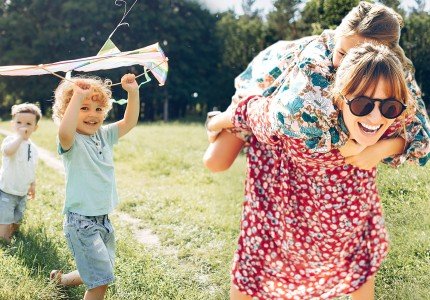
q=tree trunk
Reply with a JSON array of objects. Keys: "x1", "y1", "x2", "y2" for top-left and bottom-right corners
[{"x1": 163, "y1": 97, "x2": 169, "y2": 122}]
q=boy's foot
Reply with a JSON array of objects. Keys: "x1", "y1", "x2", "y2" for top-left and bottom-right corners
[{"x1": 49, "y1": 270, "x2": 63, "y2": 285}]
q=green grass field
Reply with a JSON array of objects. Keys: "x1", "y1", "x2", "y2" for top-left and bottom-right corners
[{"x1": 0, "y1": 119, "x2": 428, "y2": 300}]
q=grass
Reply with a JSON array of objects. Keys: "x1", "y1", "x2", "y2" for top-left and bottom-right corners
[{"x1": 0, "y1": 119, "x2": 429, "y2": 300}]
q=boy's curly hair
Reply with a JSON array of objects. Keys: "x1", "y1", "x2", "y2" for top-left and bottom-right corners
[
  {"x1": 52, "y1": 75, "x2": 113, "y2": 124},
  {"x1": 11, "y1": 103, "x2": 42, "y2": 123}
]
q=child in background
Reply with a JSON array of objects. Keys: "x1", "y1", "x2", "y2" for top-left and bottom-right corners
[
  {"x1": 0, "y1": 103, "x2": 41, "y2": 243},
  {"x1": 50, "y1": 73, "x2": 139, "y2": 300}
]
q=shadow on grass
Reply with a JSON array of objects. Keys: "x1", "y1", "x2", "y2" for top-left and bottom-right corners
[{"x1": 5, "y1": 227, "x2": 84, "y2": 300}]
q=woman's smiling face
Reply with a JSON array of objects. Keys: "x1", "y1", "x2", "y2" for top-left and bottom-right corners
[{"x1": 340, "y1": 77, "x2": 397, "y2": 147}]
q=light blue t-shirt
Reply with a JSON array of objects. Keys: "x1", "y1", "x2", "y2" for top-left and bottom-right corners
[{"x1": 59, "y1": 123, "x2": 119, "y2": 216}]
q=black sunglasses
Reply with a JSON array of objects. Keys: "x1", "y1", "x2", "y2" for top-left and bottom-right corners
[{"x1": 342, "y1": 95, "x2": 406, "y2": 119}]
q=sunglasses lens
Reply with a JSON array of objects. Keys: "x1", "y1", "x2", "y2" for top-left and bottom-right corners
[
  {"x1": 380, "y1": 100, "x2": 405, "y2": 119},
  {"x1": 350, "y1": 97, "x2": 374, "y2": 116}
]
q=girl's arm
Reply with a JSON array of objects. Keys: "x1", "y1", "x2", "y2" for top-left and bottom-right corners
[
  {"x1": 116, "y1": 74, "x2": 140, "y2": 138},
  {"x1": 59, "y1": 81, "x2": 91, "y2": 151},
  {"x1": 344, "y1": 137, "x2": 406, "y2": 170},
  {"x1": 203, "y1": 131, "x2": 245, "y2": 172}
]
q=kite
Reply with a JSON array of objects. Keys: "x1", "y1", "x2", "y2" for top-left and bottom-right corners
[
  {"x1": 0, "y1": 0, "x2": 168, "y2": 87},
  {"x1": 0, "y1": 41, "x2": 168, "y2": 86}
]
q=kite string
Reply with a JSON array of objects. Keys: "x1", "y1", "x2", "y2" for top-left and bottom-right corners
[
  {"x1": 108, "y1": 0, "x2": 139, "y2": 40},
  {"x1": 37, "y1": 59, "x2": 167, "y2": 87}
]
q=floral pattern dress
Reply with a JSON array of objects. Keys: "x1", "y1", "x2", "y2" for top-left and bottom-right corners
[{"x1": 228, "y1": 31, "x2": 430, "y2": 299}]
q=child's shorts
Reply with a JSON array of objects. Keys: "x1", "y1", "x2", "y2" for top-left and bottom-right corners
[
  {"x1": 0, "y1": 189, "x2": 27, "y2": 224},
  {"x1": 63, "y1": 212, "x2": 116, "y2": 290}
]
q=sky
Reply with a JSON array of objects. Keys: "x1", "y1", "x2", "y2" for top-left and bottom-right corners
[{"x1": 198, "y1": 0, "x2": 430, "y2": 15}]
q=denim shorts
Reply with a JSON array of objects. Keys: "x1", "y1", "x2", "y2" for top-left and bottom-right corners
[
  {"x1": 63, "y1": 212, "x2": 116, "y2": 290},
  {"x1": 0, "y1": 189, "x2": 27, "y2": 224}
]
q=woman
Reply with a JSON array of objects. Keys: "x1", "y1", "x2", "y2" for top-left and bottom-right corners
[{"x1": 204, "y1": 2, "x2": 430, "y2": 299}]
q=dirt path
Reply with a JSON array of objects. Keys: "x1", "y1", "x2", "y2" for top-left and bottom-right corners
[{"x1": 0, "y1": 128, "x2": 159, "y2": 247}]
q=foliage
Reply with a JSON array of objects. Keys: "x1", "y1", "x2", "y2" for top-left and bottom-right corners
[
  {"x1": 0, "y1": 0, "x2": 429, "y2": 119},
  {"x1": 266, "y1": 0, "x2": 303, "y2": 41},
  {"x1": 400, "y1": 10, "x2": 430, "y2": 105},
  {"x1": 214, "y1": 10, "x2": 267, "y2": 109}
]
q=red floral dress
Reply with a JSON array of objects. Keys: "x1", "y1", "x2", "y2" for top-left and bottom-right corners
[
  {"x1": 232, "y1": 133, "x2": 389, "y2": 299},
  {"x1": 227, "y1": 31, "x2": 429, "y2": 299}
]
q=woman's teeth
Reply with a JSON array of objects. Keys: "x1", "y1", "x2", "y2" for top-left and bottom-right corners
[{"x1": 359, "y1": 122, "x2": 381, "y2": 133}]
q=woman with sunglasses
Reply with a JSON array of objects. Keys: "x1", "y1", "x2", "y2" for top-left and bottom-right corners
[
  {"x1": 209, "y1": 42, "x2": 427, "y2": 300},
  {"x1": 204, "y1": 2, "x2": 429, "y2": 299},
  {"x1": 204, "y1": 1, "x2": 429, "y2": 172}
]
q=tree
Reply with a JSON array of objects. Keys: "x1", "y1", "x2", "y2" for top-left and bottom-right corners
[
  {"x1": 319, "y1": 0, "x2": 359, "y2": 29},
  {"x1": 401, "y1": 9, "x2": 430, "y2": 107},
  {"x1": 214, "y1": 11, "x2": 267, "y2": 109},
  {"x1": 266, "y1": 0, "x2": 303, "y2": 42}
]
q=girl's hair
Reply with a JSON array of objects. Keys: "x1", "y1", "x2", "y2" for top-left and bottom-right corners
[
  {"x1": 332, "y1": 42, "x2": 414, "y2": 121},
  {"x1": 52, "y1": 76, "x2": 112, "y2": 124},
  {"x1": 336, "y1": 1, "x2": 413, "y2": 70}
]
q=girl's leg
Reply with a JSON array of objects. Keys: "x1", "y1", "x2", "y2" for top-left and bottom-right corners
[
  {"x1": 50, "y1": 270, "x2": 83, "y2": 286},
  {"x1": 0, "y1": 224, "x2": 11, "y2": 243},
  {"x1": 350, "y1": 276, "x2": 375, "y2": 300},
  {"x1": 84, "y1": 284, "x2": 108, "y2": 300},
  {"x1": 230, "y1": 284, "x2": 253, "y2": 300}
]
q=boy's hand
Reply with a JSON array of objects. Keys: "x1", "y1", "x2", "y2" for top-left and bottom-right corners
[
  {"x1": 27, "y1": 183, "x2": 36, "y2": 200},
  {"x1": 17, "y1": 127, "x2": 30, "y2": 140},
  {"x1": 72, "y1": 80, "x2": 92, "y2": 99},
  {"x1": 121, "y1": 73, "x2": 139, "y2": 93}
]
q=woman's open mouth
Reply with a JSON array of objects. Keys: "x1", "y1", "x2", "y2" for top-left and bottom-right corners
[{"x1": 358, "y1": 122, "x2": 382, "y2": 135}]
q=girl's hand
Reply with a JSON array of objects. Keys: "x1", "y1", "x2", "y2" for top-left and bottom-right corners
[
  {"x1": 205, "y1": 111, "x2": 222, "y2": 143},
  {"x1": 72, "y1": 80, "x2": 92, "y2": 99},
  {"x1": 339, "y1": 139, "x2": 366, "y2": 157},
  {"x1": 345, "y1": 138, "x2": 406, "y2": 170},
  {"x1": 121, "y1": 73, "x2": 139, "y2": 93},
  {"x1": 344, "y1": 146, "x2": 382, "y2": 170}
]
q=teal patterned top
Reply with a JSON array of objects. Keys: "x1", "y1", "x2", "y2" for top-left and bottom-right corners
[{"x1": 230, "y1": 30, "x2": 430, "y2": 166}]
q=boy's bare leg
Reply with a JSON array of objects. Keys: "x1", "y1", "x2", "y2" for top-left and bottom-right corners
[
  {"x1": 0, "y1": 224, "x2": 11, "y2": 243},
  {"x1": 230, "y1": 284, "x2": 252, "y2": 300},
  {"x1": 10, "y1": 223, "x2": 20, "y2": 236},
  {"x1": 51, "y1": 270, "x2": 83, "y2": 286},
  {"x1": 84, "y1": 285, "x2": 108, "y2": 300},
  {"x1": 350, "y1": 276, "x2": 375, "y2": 300}
]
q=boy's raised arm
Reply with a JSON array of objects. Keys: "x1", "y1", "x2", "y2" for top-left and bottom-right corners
[
  {"x1": 116, "y1": 73, "x2": 140, "y2": 138},
  {"x1": 59, "y1": 81, "x2": 91, "y2": 151},
  {"x1": 2, "y1": 130, "x2": 26, "y2": 156}
]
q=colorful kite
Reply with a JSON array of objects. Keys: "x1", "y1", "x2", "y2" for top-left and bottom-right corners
[
  {"x1": 0, "y1": 0, "x2": 168, "y2": 86},
  {"x1": 0, "y1": 41, "x2": 168, "y2": 86}
]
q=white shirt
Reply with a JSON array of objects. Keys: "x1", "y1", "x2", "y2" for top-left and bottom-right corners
[{"x1": 0, "y1": 135, "x2": 38, "y2": 196}]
